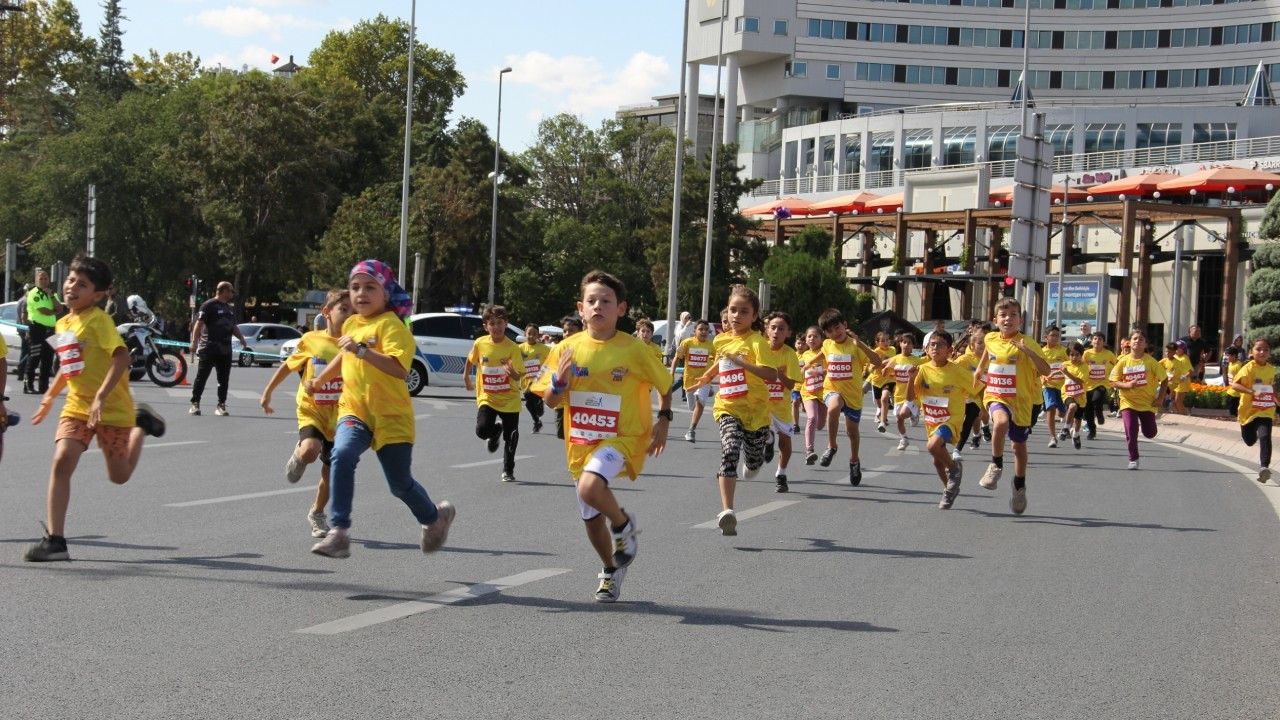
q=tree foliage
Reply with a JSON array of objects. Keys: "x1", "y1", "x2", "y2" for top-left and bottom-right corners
[{"x1": 761, "y1": 224, "x2": 874, "y2": 333}]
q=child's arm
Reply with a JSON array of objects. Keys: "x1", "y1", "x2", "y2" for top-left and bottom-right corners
[
  {"x1": 502, "y1": 354, "x2": 523, "y2": 382},
  {"x1": 540, "y1": 346, "x2": 575, "y2": 409},
  {"x1": 1011, "y1": 338, "x2": 1052, "y2": 376},
  {"x1": 802, "y1": 351, "x2": 826, "y2": 372},
  {"x1": 777, "y1": 365, "x2": 796, "y2": 390},
  {"x1": 463, "y1": 358, "x2": 476, "y2": 392},
  {"x1": 723, "y1": 353, "x2": 778, "y2": 382},
  {"x1": 260, "y1": 361, "x2": 295, "y2": 415},
  {"x1": 337, "y1": 334, "x2": 406, "y2": 380},
  {"x1": 308, "y1": 352, "x2": 343, "y2": 393},
  {"x1": 685, "y1": 355, "x2": 720, "y2": 391},
  {"x1": 31, "y1": 370, "x2": 68, "y2": 425},
  {"x1": 648, "y1": 391, "x2": 673, "y2": 457},
  {"x1": 851, "y1": 336, "x2": 878, "y2": 363},
  {"x1": 906, "y1": 368, "x2": 920, "y2": 402},
  {"x1": 88, "y1": 346, "x2": 131, "y2": 428}
]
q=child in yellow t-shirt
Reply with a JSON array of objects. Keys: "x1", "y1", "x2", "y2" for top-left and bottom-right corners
[
  {"x1": 1061, "y1": 341, "x2": 1089, "y2": 450},
  {"x1": 1040, "y1": 325, "x2": 1070, "y2": 447},
  {"x1": 791, "y1": 333, "x2": 807, "y2": 433},
  {"x1": 672, "y1": 320, "x2": 715, "y2": 442},
  {"x1": 688, "y1": 285, "x2": 778, "y2": 536},
  {"x1": 867, "y1": 331, "x2": 895, "y2": 432},
  {"x1": 802, "y1": 308, "x2": 879, "y2": 485},
  {"x1": 465, "y1": 305, "x2": 525, "y2": 483},
  {"x1": 533, "y1": 270, "x2": 672, "y2": 603},
  {"x1": 260, "y1": 289, "x2": 355, "y2": 538},
  {"x1": 1082, "y1": 333, "x2": 1118, "y2": 438},
  {"x1": 520, "y1": 323, "x2": 551, "y2": 433},
  {"x1": 974, "y1": 298, "x2": 1051, "y2": 515},
  {"x1": 1223, "y1": 346, "x2": 1245, "y2": 418},
  {"x1": 1110, "y1": 331, "x2": 1168, "y2": 470},
  {"x1": 1231, "y1": 338, "x2": 1276, "y2": 484},
  {"x1": 908, "y1": 329, "x2": 978, "y2": 509},
  {"x1": 25, "y1": 255, "x2": 166, "y2": 562},
  {"x1": 798, "y1": 326, "x2": 826, "y2": 464},
  {"x1": 762, "y1": 311, "x2": 799, "y2": 492},
  {"x1": 882, "y1": 331, "x2": 925, "y2": 450},
  {"x1": 635, "y1": 318, "x2": 664, "y2": 365},
  {"x1": 307, "y1": 259, "x2": 455, "y2": 560}
]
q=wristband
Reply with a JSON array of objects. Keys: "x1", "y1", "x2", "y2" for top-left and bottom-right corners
[
  {"x1": 656, "y1": 409, "x2": 674, "y2": 421},
  {"x1": 550, "y1": 373, "x2": 568, "y2": 394}
]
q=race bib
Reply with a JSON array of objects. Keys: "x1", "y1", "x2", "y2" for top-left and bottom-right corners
[
  {"x1": 1048, "y1": 361, "x2": 1064, "y2": 380},
  {"x1": 827, "y1": 353, "x2": 854, "y2": 381},
  {"x1": 523, "y1": 356, "x2": 542, "y2": 377},
  {"x1": 893, "y1": 363, "x2": 913, "y2": 384},
  {"x1": 923, "y1": 395, "x2": 950, "y2": 427},
  {"x1": 987, "y1": 363, "x2": 1017, "y2": 397},
  {"x1": 1089, "y1": 363, "x2": 1107, "y2": 380},
  {"x1": 1122, "y1": 365, "x2": 1147, "y2": 387},
  {"x1": 804, "y1": 367, "x2": 825, "y2": 394},
  {"x1": 718, "y1": 357, "x2": 748, "y2": 399},
  {"x1": 1253, "y1": 383, "x2": 1275, "y2": 410},
  {"x1": 686, "y1": 348, "x2": 710, "y2": 369},
  {"x1": 568, "y1": 391, "x2": 622, "y2": 445},
  {"x1": 312, "y1": 358, "x2": 342, "y2": 405},
  {"x1": 1064, "y1": 375, "x2": 1083, "y2": 397},
  {"x1": 49, "y1": 330, "x2": 84, "y2": 378},
  {"x1": 481, "y1": 365, "x2": 510, "y2": 394},
  {"x1": 766, "y1": 379, "x2": 785, "y2": 402}
]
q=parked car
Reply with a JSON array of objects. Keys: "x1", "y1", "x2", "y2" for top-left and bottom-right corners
[
  {"x1": 0, "y1": 301, "x2": 21, "y2": 372},
  {"x1": 231, "y1": 323, "x2": 302, "y2": 367},
  {"x1": 407, "y1": 313, "x2": 524, "y2": 389}
]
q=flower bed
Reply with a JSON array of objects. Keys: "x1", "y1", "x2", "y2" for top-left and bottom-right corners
[{"x1": 1184, "y1": 382, "x2": 1232, "y2": 410}]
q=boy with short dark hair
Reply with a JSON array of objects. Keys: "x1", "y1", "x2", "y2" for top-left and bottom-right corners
[
  {"x1": 25, "y1": 255, "x2": 166, "y2": 562},
  {"x1": 519, "y1": 323, "x2": 550, "y2": 433},
  {"x1": 804, "y1": 307, "x2": 878, "y2": 485},
  {"x1": 465, "y1": 305, "x2": 524, "y2": 483}
]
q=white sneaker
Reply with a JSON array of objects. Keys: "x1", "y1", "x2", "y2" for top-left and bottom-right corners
[
  {"x1": 1048, "y1": 437, "x2": 1058, "y2": 448},
  {"x1": 612, "y1": 511, "x2": 640, "y2": 568},
  {"x1": 1010, "y1": 486, "x2": 1027, "y2": 514},
  {"x1": 500, "y1": 471, "x2": 515, "y2": 483},
  {"x1": 310, "y1": 528, "x2": 350, "y2": 558},
  {"x1": 1127, "y1": 460, "x2": 1139, "y2": 471},
  {"x1": 876, "y1": 422, "x2": 886, "y2": 434},
  {"x1": 979, "y1": 464, "x2": 1002, "y2": 490},
  {"x1": 950, "y1": 448, "x2": 963, "y2": 462},
  {"x1": 307, "y1": 512, "x2": 329, "y2": 538},
  {"x1": 595, "y1": 565, "x2": 627, "y2": 603},
  {"x1": 420, "y1": 501, "x2": 456, "y2": 553},
  {"x1": 285, "y1": 453, "x2": 306, "y2": 484},
  {"x1": 684, "y1": 429, "x2": 695, "y2": 443},
  {"x1": 743, "y1": 465, "x2": 760, "y2": 480},
  {"x1": 215, "y1": 404, "x2": 229, "y2": 417},
  {"x1": 716, "y1": 509, "x2": 738, "y2": 536},
  {"x1": 896, "y1": 437, "x2": 909, "y2": 451}
]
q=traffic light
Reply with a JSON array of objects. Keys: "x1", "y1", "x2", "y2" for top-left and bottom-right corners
[{"x1": 1002, "y1": 275, "x2": 1016, "y2": 297}]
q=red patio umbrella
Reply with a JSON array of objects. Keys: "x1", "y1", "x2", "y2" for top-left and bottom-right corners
[
  {"x1": 989, "y1": 184, "x2": 1090, "y2": 205},
  {"x1": 1084, "y1": 172, "x2": 1180, "y2": 199},
  {"x1": 807, "y1": 191, "x2": 883, "y2": 214},
  {"x1": 862, "y1": 192, "x2": 905, "y2": 213},
  {"x1": 1155, "y1": 166, "x2": 1280, "y2": 194},
  {"x1": 740, "y1": 197, "x2": 815, "y2": 217}
]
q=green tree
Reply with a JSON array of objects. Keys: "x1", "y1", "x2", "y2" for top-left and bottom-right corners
[
  {"x1": 94, "y1": 0, "x2": 133, "y2": 99},
  {"x1": 1251, "y1": 199, "x2": 1280, "y2": 351},
  {"x1": 128, "y1": 50, "x2": 201, "y2": 93},
  {"x1": 760, "y1": 224, "x2": 874, "y2": 333},
  {"x1": 1, "y1": 0, "x2": 97, "y2": 139}
]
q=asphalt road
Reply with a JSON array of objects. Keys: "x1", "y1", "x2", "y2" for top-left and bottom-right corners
[{"x1": 2, "y1": 367, "x2": 1278, "y2": 720}]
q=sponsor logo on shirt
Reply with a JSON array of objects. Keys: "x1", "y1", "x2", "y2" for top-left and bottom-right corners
[{"x1": 611, "y1": 367, "x2": 628, "y2": 382}]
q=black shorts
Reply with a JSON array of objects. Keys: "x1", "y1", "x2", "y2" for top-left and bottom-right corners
[
  {"x1": 298, "y1": 425, "x2": 334, "y2": 466},
  {"x1": 875, "y1": 383, "x2": 895, "y2": 401}
]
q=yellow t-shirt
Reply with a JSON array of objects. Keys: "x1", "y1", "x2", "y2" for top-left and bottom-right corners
[
  {"x1": 761, "y1": 343, "x2": 799, "y2": 420},
  {"x1": 954, "y1": 350, "x2": 982, "y2": 400},
  {"x1": 866, "y1": 346, "x2": 895, "y2": 388},
  {"x1": 0, "y1": 333, "x2": 6, "y2": 355},
  {"x1": 1173, "y1": 354, "x2": 1194, "y2": 392},
  {"x1": 914, "y1": 360, "x2": 975, "y2": 445},
  {"x1": 467, "y1": 336, "x2": 524, "y2": 413},
  {"x1": 1226, "y1": 360, "x2": 1244, "y2": 398},
  {"x1": 1234, "y1": 360, "x2": 1277, "y2": 425},
  {"x1": 711, "y1": 330, "x2": 772, "y2": 430},
  {"x1": 1042, "y1": 344, "x2": 1069, "y2": 390},
  {"x1": 1082, "y1": 348, "x2": 1118, "y2": 391},
  {"x1": 283, "y1": 331, "x2": 342, "y2": 440},
  {"x1": 53, "y1": 307, "x2": 133, "y2": 427},
  {"x1": 642, "y1": 340, "x2": 663, "y2": 364},
  {"x1": 518, "y1": 341, "x2": 551, "y2": 392},
  {"x1": 676, "y1": 337, "x2": 715, "y2": 390},
  {"x1": 1110, "y1": 353, "x2": 1167, "y2": 413},
  {"x1": 338, "y1": 311, "x2": 414, "y2": 450},
  {"x1": 799, "y1": 349, "x2": 825, "y2": 402},
  {"x1": 531, "y1": 331, "x2": 672, "y2": 481},
  {"x1": 821, "y1": 336, "x2": 869, "y2": 409},
  {"x1": 981, "y1": 331, "x2": 1047, "y2": 426},
  {"x1": 1062, "y1": 359, "x2": 1088, "y2": 404},
  {"x1": 887, "y1": 352, "x2": 925, "y2": 404}
]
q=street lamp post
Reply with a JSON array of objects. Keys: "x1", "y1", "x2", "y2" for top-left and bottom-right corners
[
  {"x1": 488, "y1": 66, "x2": 513, "y2": 308},
  {"x1": 397, "y1": 0, "x2": 417, "y2": 280}
]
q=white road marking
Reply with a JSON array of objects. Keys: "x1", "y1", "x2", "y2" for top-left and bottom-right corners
[
  {"x1": 861, "y1": 464, "x2": 899, "y2": 480},
  {"x1": 86, "y1": 440, "x2": 207, "y2": 455},
  {"x1": 451, "y1": 455, "x2": 535, "y2": 469},
  {"x1": 414, "y1": 413, "x2": 432, "y2": 419},
  {"x1": 295, "y1": 568, "x2": 572, "y2": 635},
  {"x1": 165, "y1": 486, "x2": 316, "y2": 507},
  {"x1": 163, "y1": 388, "x2": 260, "y2": 400},
  {"x1": 1163, "y1": 443, "x2": 1280, "y2": 523},
  {"x1": 693, "y1": 500, "x2": 799, "y2": 529}
]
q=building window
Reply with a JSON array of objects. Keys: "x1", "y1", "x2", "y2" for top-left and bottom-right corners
[
  {"x1": 843, "y1": 137, "x2": 861, "y2": 174},
  {"x1": 785, "y1": 61, "x2": 808, "y2": 78},
  {"x1": 942, "y1": 127, "x2": 977, "y2": 166},
  {"x1": 870, "y1": 131, "x2": 895, "y2": 173},
  {"x1": 1084, "y1": 123, "x2": 1125, "y2": 155},
  {"x1": 1193, "y1": 123, "x2": 1236, "y2": 144},
  {"x1": 1136, "y1": 123, "x2": 1181, "y2": 148},
  {"x1": 774, "y1": 19, "x2": 788, "y2": 36},
  {"x1": 1044, "y1": 124, "x2": 1076, "y2": 156},
  {"x1": 826, "y1": 64, "x2": 841, "y2": 80},
  {"x1": 986, "y1": 125, "x2": 1021, "y2": 163},
  {"x1": 902, "y1": 128, "x2": 934, "y2": 170},
  {"x1": 735, "y1": 16, "x2": 760, "y2": 33}
]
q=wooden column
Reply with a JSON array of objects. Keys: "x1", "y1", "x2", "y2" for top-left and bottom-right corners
[
  {"x1": 774, "y1": 216, "x2": 783, "y2": 246},
  {"x1": 894, "y1": 213, "x2": 909, "y2": 315},
  {"x1": 1135, "y1": 220, "x2": 1155, "y2": 332},
  {"x1": 1062, "y1": 223, "x2": 1075, "y2": 274},
  {"x1": 961, "y1": 210, "x2": 977, "y2": 319},
  {"x1": 922, "y1": 229, "x2": 938, "y2": 319},
  {"x1": 859, "y1": 230, "x2": 873, "y2": 280},
  {"x1": 832, "y1": 215, "x2": 842, "y2": 252},
  {"x1": 1221, "y1": 212, "x2": 1242, "y2": 351},
  {"x1": 1116, "y1": 200, "x2": 1137, "y2": 341},
  {"x1": 986, "y1": 227, "x2": 1003, "y2": 321}
]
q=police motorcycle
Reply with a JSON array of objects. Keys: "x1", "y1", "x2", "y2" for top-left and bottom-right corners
[{"x1": 117, "y1": 295, "x2": 188, "y2": 387}]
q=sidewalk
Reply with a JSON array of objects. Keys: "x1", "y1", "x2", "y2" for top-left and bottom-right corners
[{"x1": 1119, "y1": 411, "x2": 1257, "y2": 466}]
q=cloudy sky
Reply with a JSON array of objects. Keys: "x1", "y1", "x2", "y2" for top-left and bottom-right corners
[{"x1": 68, "y1": 0, "x2": 697, "y2": 150}]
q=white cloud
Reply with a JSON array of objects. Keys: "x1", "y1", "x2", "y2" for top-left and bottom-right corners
[
  {"x1": 191, "y1": 5, "x2": 325, "y2": 40},
  {"x1": 502, "y1": 51, "x2": 672, "y2": 119},
  {"x1": 238, "y1": 44, "x2": 275, "y2": 66}
]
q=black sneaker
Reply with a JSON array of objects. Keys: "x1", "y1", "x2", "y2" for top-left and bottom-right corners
[
  {"x1": 775, "y1": 475, "x2": 789, "y2": 493},
  {"x1": 981, "y1": 425, "x2": 992, "y2": 442},
  {"x1": 532, "y1": 420, "x2": 542, "y2": 433},
  {"x1": 135, "y1": 403, "x2": 166, "y2": 438},
  {"x1": 764, "y1": 438, "x2": 775, "y2": 464},
  {"x1": 1072, "y1": 432, "x2": 1081, "y2": 450},
  {"x1": 970, "y1": 435, "x2": 980, "y2": 449},
  {"x1": 23, "y1": 529, "x2": 70, "y2": 562},
  {"x1": 819, "y1": 448, "x2": 836, "y2": 467},
  {"x1": 849, "y1": 462, "x2": 862, "y2": 486},
  {"x1": 1086, "y1": 428, "x2": 1097, "y2": 440},
  {"x1": 487, "y1": 435, "x2": 500, "y2": 453}
]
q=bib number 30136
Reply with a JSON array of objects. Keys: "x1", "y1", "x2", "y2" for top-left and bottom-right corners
[{"x1": 568, "y1": 391, "x2": 622, "y2": 445}]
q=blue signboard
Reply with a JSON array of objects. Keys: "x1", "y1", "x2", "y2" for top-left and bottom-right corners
[{"x1": 1045, "y1": 275, "x2": 1108, "y2": 340}]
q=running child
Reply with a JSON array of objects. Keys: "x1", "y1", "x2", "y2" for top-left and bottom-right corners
[
  {"x1": 1040, "y1": 325, "x2": 1069, "y2": 447},
  {"x1": 1171, "y1": 341, "x2": 1194, "y2": 414},
  {"x1": 791, "y1": 333, "x2": 807, "y2": 433},
  {"x1": 687, "y1": 285, "x2": 778, "y2": 535},
  {"x1": 1061, "y1": 341, "x2": 1088, "y2": 450},
  {"x1": 762, "y1": 311, "x2": 799, "y2": 493},
  {"x1": 1224, "y1": 345, "x2": 1245, "y2": 418},
  {"x1": 23, "y1": 255, "x2": 166, "y2": 562},
  {"x1": 465, "y1": 305, "x2": 524, "y2": 483},
  {"x1": 260, "y1": 289, "x2": 355, "y2": 538},
  {"x1": 307, "y1": 259, "x2": 455, "y2": 559},
  {"x1": 1082, "y1": 332, "x2": 1118, "y2": 439},
  {"x1": 671, "y1": 319, "x2": 714, "y2": 442},
  {"x1": 636, "y1": 318, "x2": 664, "y2": 364},
  {"x1": 883, "y1": 331, "x2": 925, "y2": 451},
  {"x1": 907, "y1": 330, "x2": 977, "y2": 509},
  {"x1": 867, "y1": 331, "x2": 895, "y2": 432},
  {"x1": 798, "y1": 325, "x2": 826, "y2": 465},
  {"x1": 1109, "y1": 331, "x2": 1167, "y2": 470},
  {"x1": 974, "y1": 298, "x2": 1050, "y2": 515},
  {"x1": 533, "y1": 270, "x2": 671, "y2": 603},
  {"x1": 803, "y1": 308, "x2": 878, "y2": 485},
  {"x1": 519, "y1": 323, "x2": 550, "y2": 433},
  {"x1": 555, "y1": 316, "x2": 584, "y2": 439},
  {"x1": 0, "y1": 333, "x2": 8, "y2": 464},
  {"x1": 1230, "y1": 338, "x2": 1275, "y2": 484},
  {"x1": 951, "y1": 331, "x2": 984, "y2": 461}
]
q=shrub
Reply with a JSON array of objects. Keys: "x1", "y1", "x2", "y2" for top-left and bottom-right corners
[
  {"x1": 1244, "y1": 300, "x2": 1280, "y2": 329},
  {"x1": 1250, "y1": 241, "x2": 1280, "y2": 270},
  {"x1": 1246, "y1": 268, "x2": 1280, "y2": 305}
]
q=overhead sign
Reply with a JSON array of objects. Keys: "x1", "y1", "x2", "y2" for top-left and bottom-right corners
[
  {"x1": 1009, "y1": 120, "x2": 1053, "y2": 284},
  {"x1": 696, "y1": 0, "x2": 726, "y2": 22},
  {"x1": 1045, "y1": 275, "x2": 1108, "y2": 340}
]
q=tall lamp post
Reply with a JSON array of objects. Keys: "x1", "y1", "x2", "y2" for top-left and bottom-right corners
[
  {"x1": 397, "y1": 0, "x2": 417, "y2": 281},
  {"x1": 488, "y1": 65, "x2": 513, "y2": 307}
]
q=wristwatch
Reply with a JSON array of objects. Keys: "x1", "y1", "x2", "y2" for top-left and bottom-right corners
[
  {"x1": 355, "y1": 343, "x2": 368, "y2": 359},
  {"x1": 656, "y1": 409, "x2": 674, "y2": 421}
]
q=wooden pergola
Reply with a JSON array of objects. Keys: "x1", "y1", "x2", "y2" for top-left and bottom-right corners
[{"x1": 745, "y1": 200, "x2": 1244, "y2": 350}]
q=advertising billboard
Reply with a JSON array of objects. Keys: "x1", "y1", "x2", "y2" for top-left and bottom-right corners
[
  {"x1": 697, "y1": 0, "x2": 726, "y2": 22},
  {"x1": 1045, "y1": 275, "x2": 1107, "y2": 340}
]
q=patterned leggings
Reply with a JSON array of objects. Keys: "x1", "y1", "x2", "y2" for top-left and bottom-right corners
[{"x1": 717, "y1": 414, "x2": 769, "y2": 478}]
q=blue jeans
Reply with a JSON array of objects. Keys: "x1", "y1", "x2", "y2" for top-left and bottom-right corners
[{"x1": 329, "y1": 416, "x2": 439, "y2": 529}]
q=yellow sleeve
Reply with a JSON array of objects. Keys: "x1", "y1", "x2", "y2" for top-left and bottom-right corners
[
  {"x1": 285, "y1": 336, "x2": 310, "y2": 372},
  {"x1": 530, "y1": 342, "x2": 562, "y2": 396},
  {"x1": 381, "y1": 315, "x2": 413, "y2": 370}
]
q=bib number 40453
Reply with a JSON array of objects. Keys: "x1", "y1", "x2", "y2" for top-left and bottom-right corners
[{"x1": 568, "y1": 392, "x2": 622, "y2": 445}]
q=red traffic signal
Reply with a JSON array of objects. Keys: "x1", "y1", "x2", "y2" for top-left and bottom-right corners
[{"x1": 1003, "y1": 276, "x2": 1016, "y2": 287}]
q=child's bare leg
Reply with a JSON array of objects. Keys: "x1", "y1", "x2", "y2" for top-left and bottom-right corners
[
  {"x1": 578, "y1": 472, "x2": 627, "y2": 527},
  {"x1": 846, "y1": 415, "x2": 860, "y2": 463},
  {"x1": 825, "y1": 396, "x2": 842, "y2": 449},
  {"x1": 792, "y1": 398, "x2": 801, "y2": 428},
  {"x1": 103, "y1": 427, "x2": 147, "y2": 485},
  {"x1": 47, "y1": 439, "x2": 87, "y2": 536},
  {"x1": 690, "y1": 399, "x2": 704, "y2": 429},
  {"x1": 583, "y1": 515, "x2": 613, "y2": 567},
  {"x1": 1047, "y1": 408, "x2": 1058, "y2": 437},
  {"x1": 1013, "y1": 440, "x2": 1029, "y2": 476},
  {"x1": 778, "y1": 432, "x2": 792, "y2": 470},
  {"x1": 896, "y1": 404, "x2": 909, "y2": 435},
  {"x1": 312, "y1": 464, "x2": 331, "y2": 514},
  {"x1": 927, "y1": 434, "x2": 952, "y2": 486},
  {"x1": 990, "y1": 407, "x2": 1010, "y2": 458},
  {"x1": 297, "y1": 436, "x2": 323, "y2": 464}
]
